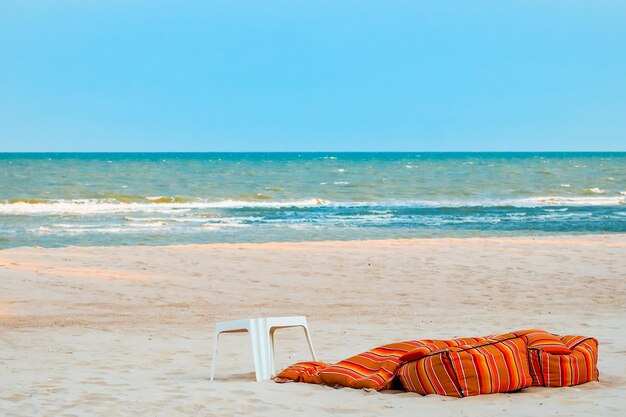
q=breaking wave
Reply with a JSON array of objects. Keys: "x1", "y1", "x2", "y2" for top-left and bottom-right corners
[{"x1": 0, "y1": 195, "x2": 624, "y2": 215}]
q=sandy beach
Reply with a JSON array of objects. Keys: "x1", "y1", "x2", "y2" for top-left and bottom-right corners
[{"x1": 1, "y1": 235, "x2": 625, "y2": 416}]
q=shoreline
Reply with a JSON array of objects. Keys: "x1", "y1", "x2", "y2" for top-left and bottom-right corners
[{"x1": 3, "y1": 232, "x2": 626, "y2": 252}]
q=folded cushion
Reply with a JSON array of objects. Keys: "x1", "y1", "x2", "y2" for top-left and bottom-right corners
[
  {"x1": 397, "y1": 348, "x2": 463, "y2": 397},
  {"x1": 398, "y1": 334, "x2": 533, "y2": 397},
  {"x1": 447, "y1": 335, "x2": 533, "y2": 396},
  {"x1": 317, "y1": 341, "x2": 415, "y2": 390},
  {"x1": 528, "y1": 336, "x2": 599, "y2": 387}
]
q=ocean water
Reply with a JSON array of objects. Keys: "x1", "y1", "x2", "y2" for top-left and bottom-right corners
[{"x1": 0, "y1": 152, "x2": 624, "y2": 248}]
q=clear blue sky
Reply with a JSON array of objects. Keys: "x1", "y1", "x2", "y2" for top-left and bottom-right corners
[{"x1": 1, "y1": 1, "x2": 625, "y2": 152}]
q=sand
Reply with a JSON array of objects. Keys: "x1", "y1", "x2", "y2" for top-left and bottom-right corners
[{"x1": 1, "y1": 235, "x2": 625, "y2": 416}]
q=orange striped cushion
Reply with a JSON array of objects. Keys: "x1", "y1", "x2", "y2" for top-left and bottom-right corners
[
  {"x1": 317, "y1": 341, "x2": 420, "y2": 390},
  {"x1": 514, "y1": 329, "x2": 572, "y2": 355},
  {"x1": 274, "y1": 332, "x2": 598, "y2": 394},
  {"x1": 398, "y1": 334, "x2": 532, "y2": 397},
  {"x1": 397, "y1": 349, "x2": 463, "y2": 397},
  {"x1": 529, "y1": 336, "x2": 598, "y2": 387},
  {"x1": 447, "y1": 335, "x2": 532, "y2": 396},
  {"x1": 274, "y1": 361, "x2": 330, "y2": 384}
]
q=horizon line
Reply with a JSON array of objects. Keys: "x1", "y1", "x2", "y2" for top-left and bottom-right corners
[{"x1": 1, "y1": 150, "x2": 625, "y2": 154}]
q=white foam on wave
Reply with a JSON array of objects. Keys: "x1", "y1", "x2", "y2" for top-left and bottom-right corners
[
  {"x1": 1, "y1": 194, "x2": 624, "y2": 216},
  {"x1": 28, "y1": 218, "x2": 251, "y2": 234},
  {"x1": 124, "y1": 216, "x2": 212, "y2": 224},
  {"x1": 525, "y1": 196, "x2": 623, "y2": 206},
  {"x1": 1, "y1": 201, "x2": 191, "y2": 215},
  {"x1": 0, "y1": 198, "x2": 329, "y2": 215},
  {"x1": 340, "y1": 196, "x2": 625, "y2": 208},
  {"x1": 202, "y1": 222, "x2": 249, "y2": 229}
]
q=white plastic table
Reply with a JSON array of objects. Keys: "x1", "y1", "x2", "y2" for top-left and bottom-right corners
[{"x1": 210, "y1": 316, "x2": 317, "y2": 381}]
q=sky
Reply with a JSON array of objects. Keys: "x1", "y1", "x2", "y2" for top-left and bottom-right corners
[{"x1": 0, "y1": 1, "x2": 625, "y2": 152}]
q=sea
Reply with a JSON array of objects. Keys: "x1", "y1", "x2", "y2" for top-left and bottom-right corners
[{"x1": 0, "y1": 152, "x2": 624, "y2": 249}]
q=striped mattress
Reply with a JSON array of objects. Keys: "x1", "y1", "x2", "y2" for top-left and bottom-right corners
[{"x1": 274, "y1": 329, "x2": 599, "y2": 397}]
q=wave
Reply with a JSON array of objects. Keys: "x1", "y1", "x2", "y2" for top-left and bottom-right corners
[
  {"x1": 4, "y1": 198, "x2": 51, "y2": 204},
  {"x1": 523, "y1": 196, "x2": 624, "y2": 206},
  {"x1": 0, "y1": 195, "x2": 624, "y2": 215},
  {"x1": 29, "y1": 219, "x2": 250, "y2": 234},
  {"x1": 0, "y1": 198, "x2": 329, "y2": 214}
]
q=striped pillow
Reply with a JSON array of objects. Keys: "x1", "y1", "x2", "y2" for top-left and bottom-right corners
[
  {"x1": 447, "y1": 335, "x2": 532, "y2": 396},
  {"x1": 397, "y1": 348, "x2": 463, "y2": 397},
  {"x1": 274, "y1": 361, "x2": 330, "y2": 384},
  {"x1": 317, "y1": 341, "x2": 419, "y2": 390},
  {"x1": 528, "y1": 336, "x2": 598, "y2": 387},
  {"x1": 398, "y1": 334, "x2": 532, "y2": 397}
]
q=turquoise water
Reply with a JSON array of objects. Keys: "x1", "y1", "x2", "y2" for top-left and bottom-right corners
[{"x1": 0, "y1": 152, "x2": 624, "y2": 248}]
